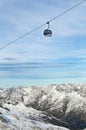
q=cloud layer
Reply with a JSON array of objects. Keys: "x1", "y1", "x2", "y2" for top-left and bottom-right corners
[{"x1": 0, "y1": 0, "x2": 86, "y2": 86}]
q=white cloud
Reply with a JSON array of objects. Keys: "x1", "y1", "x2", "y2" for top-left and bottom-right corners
[{"x1": 0, "y1": 0, "x2": 86, "y2": 62}]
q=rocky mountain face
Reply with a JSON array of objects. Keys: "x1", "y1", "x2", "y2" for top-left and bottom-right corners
[{"x1": 0, "y1": 84, "x2": 86, "y2": 130}]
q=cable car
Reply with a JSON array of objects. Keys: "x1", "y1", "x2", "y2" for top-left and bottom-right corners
[
  {"x1": 43, "y1": 22, "x2": 52, "y2": 37},
  {"x1": 43, "y1": 29, "x2": 52, "y2": 37}
]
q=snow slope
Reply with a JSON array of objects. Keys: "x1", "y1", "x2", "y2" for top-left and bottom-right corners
[
  {"x1": 0, "y1": 84, "x2": 86, "y2": 130},
  {"x1": 0, "y1": 103, "x2": 69, "y2": 130}
]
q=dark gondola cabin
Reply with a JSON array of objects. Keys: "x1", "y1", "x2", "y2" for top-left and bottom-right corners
[
  {"x1": 43, "y1": 29, "x2": 52, "y2": 37},
  {"x1": 43, "y1": 22, "x2": 52, "y2": 37}
]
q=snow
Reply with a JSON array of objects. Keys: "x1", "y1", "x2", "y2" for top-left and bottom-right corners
[
  {"x1": 0, "y1": 103, "x2": 69, "y2": 130},
  {"x1": 0, "y1": 83, "x2": 86, "y2": 130}
]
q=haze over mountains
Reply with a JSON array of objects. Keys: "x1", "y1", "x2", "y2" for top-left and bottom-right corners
[{"x1": 0, "y1": 84, "x2": 86, "y2": 130}]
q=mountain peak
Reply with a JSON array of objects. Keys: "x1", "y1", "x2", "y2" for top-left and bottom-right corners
[{"x1": 0, "y1": 84, "x2": 86, "y2": 130}]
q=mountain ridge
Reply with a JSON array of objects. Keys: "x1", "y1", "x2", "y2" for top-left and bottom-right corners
[{"x1": 0, "y1": 84, "x2": 86, "y2": 130}]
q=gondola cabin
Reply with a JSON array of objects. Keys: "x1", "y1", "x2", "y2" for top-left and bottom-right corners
[
  {"x1": 43, "y1": 29, "x2": 52, "y2": 37},
  {"x1": 43, "y1": 22, "x2": 52, "y2": 37}
]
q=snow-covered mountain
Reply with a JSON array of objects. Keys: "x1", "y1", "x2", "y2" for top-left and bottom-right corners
[{"x1": 0, "y1": 84, "x2": 86, "y2": 130}]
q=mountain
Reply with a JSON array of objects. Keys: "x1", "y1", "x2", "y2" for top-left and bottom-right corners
[{"x1": 0, "y1": 84, "x2": 86, "y2": 130}]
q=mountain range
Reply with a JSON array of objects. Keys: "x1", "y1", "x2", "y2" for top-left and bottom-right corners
[{"x1": 0, "y1": 84, "x2": 86, "y2": 130}]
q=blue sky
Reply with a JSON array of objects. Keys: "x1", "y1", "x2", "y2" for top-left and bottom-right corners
[{"x1": 0, "y1": 0, "x2": 86, "y2": 87}]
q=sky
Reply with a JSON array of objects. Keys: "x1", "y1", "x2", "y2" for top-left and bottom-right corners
[{"x1": 0, "y1": 0, "x2": 86, "y2": 87}]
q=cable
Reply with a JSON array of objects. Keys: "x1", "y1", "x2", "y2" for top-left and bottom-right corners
[
  {"x1": 0, "y1": 0, "x2": 86, "y2": 50},
  {"x1": 0, "y1": 23, "x2": 46, "y2": 50},
  {"x1": 49, "y1": 0, "x2": 86, "y2": 23}
]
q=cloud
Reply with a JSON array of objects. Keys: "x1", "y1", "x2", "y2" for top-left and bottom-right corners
[
  {"x1": 0, "y1": 57, "x2": 86, "y2": 79},
  {"x1": 3, "y1": 57, "x2": 17, "y2": 61},
  {"x1": 0, "y1": 0, "x2": 86, "y2": 85}
]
